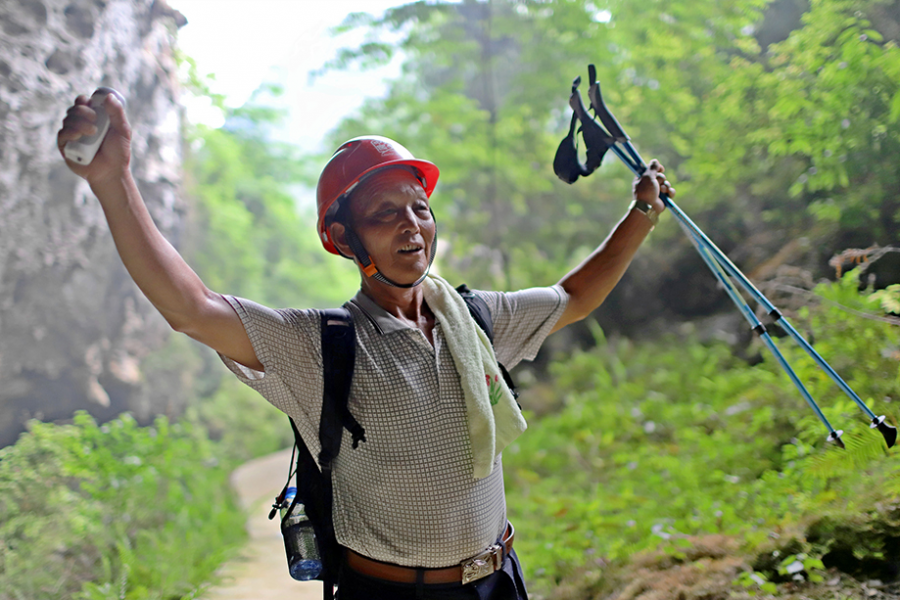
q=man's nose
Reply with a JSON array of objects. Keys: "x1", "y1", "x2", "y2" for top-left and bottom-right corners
[{"x1": 399, "y1": 206, "x2": 420, "y2": 232}]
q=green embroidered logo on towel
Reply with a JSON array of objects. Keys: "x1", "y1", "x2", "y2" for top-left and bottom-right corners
[{"x1": 485, "y1": 374, "x2": 503, "y2": 406}]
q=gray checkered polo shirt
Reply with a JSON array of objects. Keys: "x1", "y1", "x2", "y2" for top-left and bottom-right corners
[{"x1": 219, "y1": 285, "x2": 567, "y2": 568}]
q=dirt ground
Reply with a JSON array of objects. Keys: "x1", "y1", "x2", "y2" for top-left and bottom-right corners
[{"x1": 200, "y1": 449, "x2": 323, "y2": 600}]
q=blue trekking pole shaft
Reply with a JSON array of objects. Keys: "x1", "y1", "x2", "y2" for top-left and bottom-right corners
[
  {"x1": 686, "y1": 228, "x2": 844, "y2": 445},
  {"x1": 610, "y1": 144, "x2": 781, "y2": 316},
  {"x1": 613, "y1": 140, "x2": 880, "y2": 422},
  {"x1": 772, "y1": 313, "x2": 877, "y2": 420},
  {"x1": 674, "y1": 177, "x2": 882, "y2": 424}
]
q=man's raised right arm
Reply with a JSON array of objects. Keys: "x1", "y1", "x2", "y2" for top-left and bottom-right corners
[{"x1": 57, "y1": 92, "x2": 263, "y2": 372}]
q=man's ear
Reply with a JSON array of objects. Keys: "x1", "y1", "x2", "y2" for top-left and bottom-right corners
[{"x1": 329, "y1": 221, "x2": 353, "y2": 259}]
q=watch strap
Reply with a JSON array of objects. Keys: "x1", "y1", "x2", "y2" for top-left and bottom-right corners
[{"x1": 629, "y1": 199, "x2": 659, "y2": 228}]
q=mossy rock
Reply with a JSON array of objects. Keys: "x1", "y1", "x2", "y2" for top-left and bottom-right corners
[{"x1": 805, "y1": 503, "x2": 900, "y2": 582}]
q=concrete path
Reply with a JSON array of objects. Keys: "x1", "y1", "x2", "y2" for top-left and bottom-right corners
[{"x1": 201, "y1": 449, "x2": 323, "y2": 600}]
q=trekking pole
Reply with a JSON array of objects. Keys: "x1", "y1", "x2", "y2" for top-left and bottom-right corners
[
  {"x1": 610, "y1": 125, "x2": 895, "y2": 449},
  {"x1": 683, "y1": 224, "x2": 845, "y2": 446},
  {"x1": 554, "y1": 65, "x2": 897, "y2": 448}
]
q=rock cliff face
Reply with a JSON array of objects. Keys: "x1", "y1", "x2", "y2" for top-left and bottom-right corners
[{"x1": 0, "y1": 0, "x2": 188, "y2": 447}]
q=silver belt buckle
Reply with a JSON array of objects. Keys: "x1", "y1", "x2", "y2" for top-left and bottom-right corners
[{"x1": 461, "y1": 543, "x2": 503, "y2": 585}]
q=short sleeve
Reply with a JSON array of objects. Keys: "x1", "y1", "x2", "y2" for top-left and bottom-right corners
[
  {"x1": 474, "y1": 285, "x2": 567, "y2": 369},
  {"x1": 217, "y1": 295, "x2": 326, "y2": 455}
]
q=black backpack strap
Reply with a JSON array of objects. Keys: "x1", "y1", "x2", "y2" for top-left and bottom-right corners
[
  {"x1": 455, "y1": 284, "x2": 518, "y2": 399},
  {"x1": 317, "y1": 308, "x2": 362, "y2": 600},
  {"x1": 317, "y1": 308, "x2": 365, "y2": 472},
  {"x1": 456, "y1": 284, "x2": 494, "y2": 342},
  {"x1": 293, "y1": 308, "x2": 362, "y2": 600},
  {"x1": 288, "y1": 416, "x2": 340, "y2": 600},
  {"x1": 269, "y1": 309, "x2": 361, "y2": 600}
]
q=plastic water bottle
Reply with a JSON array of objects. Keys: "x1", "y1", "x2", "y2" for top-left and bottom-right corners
[{"x1": 280, "y1": 487, "x2": 323, "y2": 581}]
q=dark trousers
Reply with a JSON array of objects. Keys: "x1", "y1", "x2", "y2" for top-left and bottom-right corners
[{"x1": 335, "y1": 548, "x2": 529, "y2": 600}]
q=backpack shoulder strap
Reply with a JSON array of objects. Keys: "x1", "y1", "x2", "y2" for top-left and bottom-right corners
[
  {"x1": 455, "y1": 284, "x2": 494, "y2": 343},
  {"x1": 270, "y1": 308, "x2": 360, "y2": 600},
  {"x1": 317, "y1": 308, "x2": 365, "y2": 472},
  {"x1": 455, "y1": 284, "x2": 518, "y2": 399}
]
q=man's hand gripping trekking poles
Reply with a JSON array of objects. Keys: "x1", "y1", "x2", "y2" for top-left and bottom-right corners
[{"x1": 554, "y1": 64, "x2": 897, "y2": 450}]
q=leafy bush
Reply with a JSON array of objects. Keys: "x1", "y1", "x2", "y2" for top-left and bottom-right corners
[
  {"x1": 505, "y1": 275, "x2": 899, "y2": 596},
  {"x1": 0, "y1": 412, "x2": 246, "y2": 600},
  {"x1": 182, "y1": 88, "x2": 359, "y2": 311},
  {"x1": 185, "y1": 376, "x2": 294, "y2": 465}
]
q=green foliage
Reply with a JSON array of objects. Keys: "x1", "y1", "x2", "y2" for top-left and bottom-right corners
[
  {"x1": 321, "y1": 0, "x2": 900, "y2": 302},
  {"x1": 185, "y1": 377, "x2": 293, "y2": 465},
  {"x1": 323, "y1": 0, "x2": 655, "y2": 290},
  {"x1": 775, "y1": 551, "x2": 827, "y2": 583},
  {"x1": 183, "y1": 85, "x2": 359, "y2": 309},
  {"x1": 734, "y1": 569, "x2": 779, "y2": 596},
  {"x1": 694, "y1": 0, "x2": 900, "y2": 247},
  {"x1": 870, "y1": 283, "x2": 900, "y2": 314},
  {"x1": 174, "y1": 49, "x2": 226, "y2": 113},
  {"x1": 0, "y1": 412, "x2": 245, "y2": 600},
  {"x1": 503, "y1": 276, "x2": 899, "y2": 595}
]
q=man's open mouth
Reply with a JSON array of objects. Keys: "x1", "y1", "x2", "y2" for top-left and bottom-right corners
[{"x1": 398, "y1": 244, "x2": 423, "y2": 254}]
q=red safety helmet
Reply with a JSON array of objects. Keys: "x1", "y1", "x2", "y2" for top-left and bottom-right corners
[{"x1": 316, "y1": 136, "x2": 440, "y2": 255}]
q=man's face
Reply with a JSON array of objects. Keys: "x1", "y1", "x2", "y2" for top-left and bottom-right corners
[{"x1": 340, "y1": 167, "x2": 435, "y2": 285}]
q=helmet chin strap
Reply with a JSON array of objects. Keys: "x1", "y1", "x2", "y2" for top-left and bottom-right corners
[{"x1": 341, "y1": 210, "x2": 438, "y2": 289}]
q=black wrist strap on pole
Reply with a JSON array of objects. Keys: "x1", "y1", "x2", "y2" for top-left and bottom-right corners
[{"x1": 553, "y1": 74, "x2": 614, "y2": 184}]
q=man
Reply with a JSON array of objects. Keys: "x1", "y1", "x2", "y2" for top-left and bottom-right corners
[{"x1": 58, "y1": 91, "x2": 673, "y2": 600}]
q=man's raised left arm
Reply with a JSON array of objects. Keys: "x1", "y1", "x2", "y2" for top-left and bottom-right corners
[{"x1": 551, "y1": 159, "x2": 674, "y2": 333}]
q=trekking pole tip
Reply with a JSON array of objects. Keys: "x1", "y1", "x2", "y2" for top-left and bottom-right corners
[
  {"x1": 871, "y1": 416, "x2": 897, "y2": 448},
  {"x1": 827, "y1": 430, "x2": 845, "y2": 449}
]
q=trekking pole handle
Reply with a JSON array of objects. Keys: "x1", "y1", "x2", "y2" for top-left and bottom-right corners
[{"x1": 587, "y1": 65, "x2": 629, "y2": 143}]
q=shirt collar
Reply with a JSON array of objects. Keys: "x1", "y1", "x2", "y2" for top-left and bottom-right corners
[{"x1": 349, "y1": 290, "x2": 415, "y2": 335}]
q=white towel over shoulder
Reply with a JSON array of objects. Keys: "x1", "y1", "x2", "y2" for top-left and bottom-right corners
[{"x1": 422, "y1": 275, "x2": 527, "y2": 479}]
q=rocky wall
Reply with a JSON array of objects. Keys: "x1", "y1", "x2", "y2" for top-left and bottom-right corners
[{"x1": 0, "y1": 0, "x2": 189, "y2": 446}]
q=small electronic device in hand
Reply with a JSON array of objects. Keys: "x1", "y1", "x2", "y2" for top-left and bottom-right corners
[{"x1": 63, "y1": 87, "x2": 124, "y2": 165}]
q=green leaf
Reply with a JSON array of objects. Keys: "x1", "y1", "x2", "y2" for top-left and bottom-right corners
[{"x1": 889, "y1": 90, "x2": 900, "y2": 123}]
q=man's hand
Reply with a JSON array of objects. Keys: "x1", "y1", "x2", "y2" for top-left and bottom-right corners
[
  {"x1": 632, "y1": 158, "x2": 675, "y2": 213},
  {"x1": 57, "y1": 92, "x2": 132, "y2": 187}
]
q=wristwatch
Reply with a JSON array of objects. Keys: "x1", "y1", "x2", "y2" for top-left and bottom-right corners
[{"x1": 629, "y1": 199, "x2": 660, "y2": 229}]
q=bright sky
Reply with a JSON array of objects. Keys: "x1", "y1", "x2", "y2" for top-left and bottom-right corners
[{"x1": 167, "y1": 0, "x2": 410, "y2": 153}]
